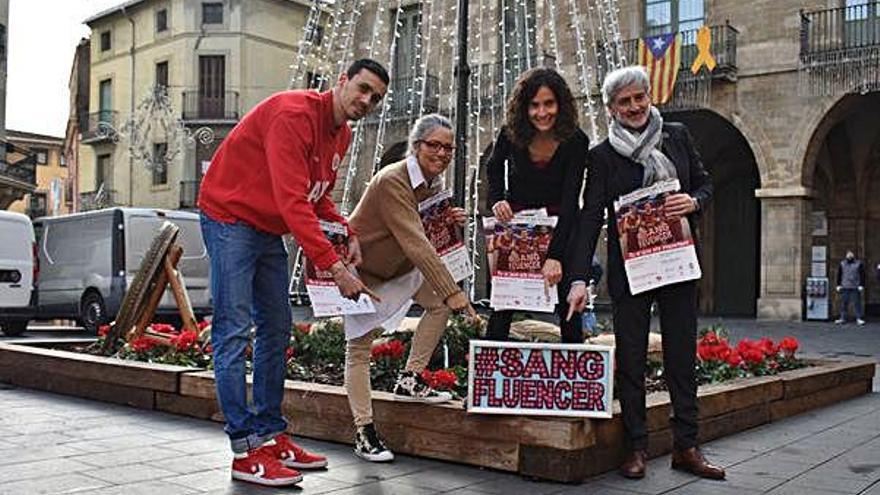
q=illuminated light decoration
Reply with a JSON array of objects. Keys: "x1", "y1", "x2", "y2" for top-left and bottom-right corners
[{"x1": 95, "y1": 87, "x2": 214, "y2": 175}]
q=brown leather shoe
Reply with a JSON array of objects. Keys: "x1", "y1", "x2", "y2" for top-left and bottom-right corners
[
  {"x1": 618, "y1": 450, "x2": 647, "y2": 479},
  {"x1": 671, "y1": 447, "x2": 725, "y2": 480}
]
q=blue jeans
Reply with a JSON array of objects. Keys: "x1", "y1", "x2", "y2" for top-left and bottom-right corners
[
  {"x1": 840, "y1": 288, "x2": 864, "y2": 320},
  {"x1": 200, "y1": 213, "x2": 291, "y2": 453}
]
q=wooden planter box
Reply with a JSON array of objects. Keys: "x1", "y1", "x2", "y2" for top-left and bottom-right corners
[
  {"x1": 0, "y1": 342, "x2": 205, "y2": 414},
  {"x1": 0, "y1": 342, "x2": 873, "y2": 483}
]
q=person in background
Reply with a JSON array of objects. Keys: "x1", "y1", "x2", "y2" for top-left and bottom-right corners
[{"x1": 835, "y1": 250, "x2": 866, "y2": 325}]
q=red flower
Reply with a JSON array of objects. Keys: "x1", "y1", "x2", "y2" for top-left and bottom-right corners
[
  {"x1": 130, "y1": 336, "x2": 158, "y2": 353},
  {"x1": 779, "y1": 336, "x2": 798, "y2": 356},
  {"x1": 725, "y1": 351, "x2": 743, "y2": 367},
  {"x1": 202, "y1": 343, "x2": 213, "y2": 354},
  {"x1": 700, "y1": 331, "x2": 722, "y2": 347},
  {"x1": 197, "y1": 321, "x2": 211, "y2": 331},
  {"x1": 421, "y1": 369, "x2": 435, "y2": 387},
  {"x1": 757, "y1": 337, "x2": 777, "y2": 356},
  {"x1": 421, "y1": 369, "x2": 459, "y2": 390},
  {"x1": 150, "y1": 323, "x2": 178, "y2": 335},
  {"x1": 386, "y1": 340, "x2": 404, "y2": 359},
  {"x1": 171, "y1": 330, "x2": 198, "y2": 351},
  {"x1": 371, "y1": 340, "x2": 405, "y2": 360},
  {"x1": 432, "y1": 369, "x2": 458, "y2": 390},
  {"x1": 98, "y1": 325, "x2": 111, "y2": 338},
  {"x1": 294, "y1": 322, "x2": 312, "y2": 334},
  {"x1": 743, "y1": 348, "x2": 765, "y2": 365},
  {"x1": 736, "y1": 338, "x2": 754, "y2": 355},
  {"x1": 285, "y1": 347, "x2": 295, "y2": 362},
  {"x1": 697, "y1": 341, "x2": 732, "y2": 362}
]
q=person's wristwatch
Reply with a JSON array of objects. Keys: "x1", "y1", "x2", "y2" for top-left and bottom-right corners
[{"x1": 690, "y1": 196, "x2": 700, "y2": 212}]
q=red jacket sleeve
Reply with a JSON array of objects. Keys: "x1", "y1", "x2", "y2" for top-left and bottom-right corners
[{"x1": 264, "y1": 112, "x2": 340, "y2": 270}]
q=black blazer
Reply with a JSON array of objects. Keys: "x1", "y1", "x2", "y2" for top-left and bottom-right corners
[{"x1": 567, "y1": 122, "x2": 712, "y2": 299}]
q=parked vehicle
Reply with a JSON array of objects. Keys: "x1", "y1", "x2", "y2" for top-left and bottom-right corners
[
  {"x1": 33, "y1": 208, "x2": 211, "y2": 333},
  {"x1": 0, "y1": 211, "x2": 37, "y2": 336}
]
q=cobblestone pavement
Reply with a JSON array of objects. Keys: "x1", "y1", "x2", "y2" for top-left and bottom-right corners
[{"x1": 1, "y1": 318, "x2": 878, "y2": 494}]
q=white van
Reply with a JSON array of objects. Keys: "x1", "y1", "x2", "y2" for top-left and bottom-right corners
[
  {"x1": 33, "y1": 208, "x2": 211, "y2": 333},
  {"x1": 0, "y1": 211, "x2": 37, "y2": 336}
]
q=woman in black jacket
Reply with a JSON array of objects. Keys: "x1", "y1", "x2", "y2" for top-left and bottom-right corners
[
  {"x1": 485, "y1": 67, "x2": 589, "y2": 343},
  {"x1": 567, "y1": 65, "x2": 723, "y2": 481}
]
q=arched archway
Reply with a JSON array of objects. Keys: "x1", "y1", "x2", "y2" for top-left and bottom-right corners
[
  {"x1": 802, "y1": 93, "x2": 880, "y2": 316},
  {"x1": 665, "y1": 109, "x2": 762, "y2": 316}
]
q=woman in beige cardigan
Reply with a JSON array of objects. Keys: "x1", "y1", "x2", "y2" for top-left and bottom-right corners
[{"x1": 344, "y1": 114, "x2": 476, "y2": 462}]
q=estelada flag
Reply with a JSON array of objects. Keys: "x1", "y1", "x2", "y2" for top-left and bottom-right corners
[{"x1": 637, "y1": 32, "x2": 682, "y2": 105}]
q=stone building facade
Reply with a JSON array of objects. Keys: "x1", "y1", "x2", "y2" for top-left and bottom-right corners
[
  {"x1": 78, "y1": 0, "x2": 319, "y2": 212},
  {"x1": 6, "y1": 131, "x2": 68, "y2": 218}
]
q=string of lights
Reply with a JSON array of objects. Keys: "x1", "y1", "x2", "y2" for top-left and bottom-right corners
[{"x1": 567, "y1": 0, "x2": 600, "y2": 141}]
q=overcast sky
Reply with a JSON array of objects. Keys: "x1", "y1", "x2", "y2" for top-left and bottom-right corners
[{"x1": 6, "y1": 0, "x2": 121, "y2": 138}]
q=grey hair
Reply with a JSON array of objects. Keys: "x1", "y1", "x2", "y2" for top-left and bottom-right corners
[
  {"x1": 601, "y1": 65, "x2": 651, "y2": 106},
  {"x1": 408, "y1": 113, "x2": 453, "y2": 155}
]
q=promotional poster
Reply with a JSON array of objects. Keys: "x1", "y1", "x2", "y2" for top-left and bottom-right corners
[
  {"x1": 613, "y1": 179, "x2": 701, "y2": 295},
  {"x1": 304, "y1": 221, "x2": 376, "y2": 317},
  {"x1": 419, "y1": 189, "x2": 472, "y2": 282},
  {"x1": 483, "y1": 209, "x2": 558, "y2": 312}
]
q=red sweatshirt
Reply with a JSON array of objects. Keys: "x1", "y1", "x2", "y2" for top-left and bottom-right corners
[{"x1": 198, "y1": 90, "x2": 352, "y2": 270}]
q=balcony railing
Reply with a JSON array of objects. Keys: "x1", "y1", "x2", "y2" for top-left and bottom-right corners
[
  {"x1": 600, "y1": 23, "x2": 739, "y2": 85},
  {"x1": 179, "y1": 179, "x2": 201, "y2": 209},
  {"x1": 81, "y1": 111, "x2": 120, "y2": 143},
  {"x1": 80, "y1": 189, "x2": 118, "y2": 212},
  {"x1": 0, "y1": 142, "x2": 36, "y2": 186},
  {"x1": 181, "y1": 91, "x2": 240, "y2": 121},
  {"x1": 799, "y1": 2, "x2": 880, "y2": 95},
  {"x1": 365, "y1": 75, "x2": 441, "y2": 121}
]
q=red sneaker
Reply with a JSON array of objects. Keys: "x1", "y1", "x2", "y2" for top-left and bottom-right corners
[
  {"x1": 264, "y1": 434, "x2": 329, "y2": 469},
  {"x1": 231, "y1": 446, "x2": 303, "y2": 487}
]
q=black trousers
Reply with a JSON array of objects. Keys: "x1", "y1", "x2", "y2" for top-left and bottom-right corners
[
  {"x1": 613, "y1": 280, "x2": 698, "y2": 452},
  {"x1": 485, "y1": 283, "x2": 583, "y2": 343}
]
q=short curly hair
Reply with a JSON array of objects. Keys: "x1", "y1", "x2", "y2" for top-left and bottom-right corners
[{"x1": 504, "y1": 67, "x2": 579, "y2": 149}]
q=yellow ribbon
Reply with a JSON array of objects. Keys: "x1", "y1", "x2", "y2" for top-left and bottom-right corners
[{"x1": 690, "y1": 25, "x2": 717, "y2": 74}]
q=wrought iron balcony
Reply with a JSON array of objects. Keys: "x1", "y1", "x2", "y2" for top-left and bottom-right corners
[
  {"x1": 594, "y1": 23, "x2": 738, "y2": 111},
  {"x1": 181, "y1": 91, "x2": 240, "y2": 121},
  {"x1": 81, "y1": 111, "x2": 120, "y2": 143},
  {"x1": 79, "y1": 188, "x2": 118, "y2": 211},
  {"x1": 179, "y1": 179, "x2": 201, "y2": 210},
  {"x1": 600, "y1": 23, "x2": 739, "y2": 84},
  {"x1": 799, "y1": 2, "x2": 880, "y2": 94},
  {"x1": 0, "y1": 142, "x2": 36, "y2": 186},
  {"x1": 366, "y1": 74, "x2": 440, "y2": 121}
]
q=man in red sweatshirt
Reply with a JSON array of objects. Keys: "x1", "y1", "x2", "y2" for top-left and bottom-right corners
[{"x1": 198, "y1": 59, "x2": 388, "y2": 487}]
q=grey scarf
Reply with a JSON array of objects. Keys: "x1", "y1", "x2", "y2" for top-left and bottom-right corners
[{"x1": 608, "y1": 106, "x2": 677, "y2": 187}]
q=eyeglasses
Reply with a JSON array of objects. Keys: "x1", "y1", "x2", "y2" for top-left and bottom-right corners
[{"x1": 418, "y1": 140, "x2": 456, "y2": 154}]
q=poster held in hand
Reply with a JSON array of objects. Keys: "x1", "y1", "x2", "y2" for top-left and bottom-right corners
[
  {"x1": 614, "y1": 179, "x2": 701, "y2": 295},
  {"x1": 305, "y1": 220, "x2": 376, "y2": 317},
  {"x1": 419, "y1": 189, "x2": 472, "y2": 282},
  {"x1": 483, "y1": 209, "x2": 558, "y2": 312}
]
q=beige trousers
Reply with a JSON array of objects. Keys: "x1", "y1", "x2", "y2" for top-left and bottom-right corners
[{"x1": 344, "y1": 281, "x2": 450, "y2": 427}]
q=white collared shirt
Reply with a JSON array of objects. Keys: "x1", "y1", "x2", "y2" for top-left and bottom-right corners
[{"x1": 406, "y1": 155, "x2": 443, "y2": 190}]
